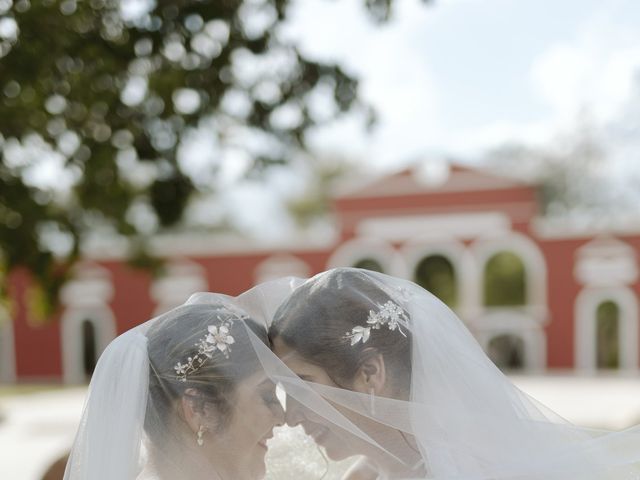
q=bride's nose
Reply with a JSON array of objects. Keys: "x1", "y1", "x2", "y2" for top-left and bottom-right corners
[
  {"x1": 284, "y1": 395, "x2": 306, "y2": 427},
  {"x1": 272, "y1": 399, "x2": 285, "y2": 426}
]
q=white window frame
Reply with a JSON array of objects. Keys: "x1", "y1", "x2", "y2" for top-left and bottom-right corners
[
  {"x1": 472, "y1": 232, "x2": 548, "y2": 322},
  {"x1": 402, "y1": 238, "x2": 479, "y2": 317}
]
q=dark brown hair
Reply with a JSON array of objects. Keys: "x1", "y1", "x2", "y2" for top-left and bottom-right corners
[
  {"x1": 145, "y1": 303, "x2": 268, "y2": 445},
  {"x1": 269, "y1": 268, "x2": 412, "y2": 395}
]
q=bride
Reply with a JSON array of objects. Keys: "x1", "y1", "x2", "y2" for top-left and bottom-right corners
[
  {"x1": 266, "y1": 267, "x2": 640, "y2": 480},
  {"x1": 64, "y1": 298, "x2": 284, "y2": 480}
]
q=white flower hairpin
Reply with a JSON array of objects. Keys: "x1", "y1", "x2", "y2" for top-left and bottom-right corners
[
  {"x1": 174, "y1": 317, "x2": 237, "y2": 382},
  {"x1": 344, "y1": 300, "x2": 409, "y2": 346}
]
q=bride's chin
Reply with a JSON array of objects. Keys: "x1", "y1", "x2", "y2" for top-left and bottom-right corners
[{"x1": 250, "y1": 451, "x2": 268, "y2": 478}]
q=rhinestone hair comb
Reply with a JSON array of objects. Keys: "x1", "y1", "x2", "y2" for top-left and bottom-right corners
[
  {"x1": 344, "y1": 300, "x2": 409, "y2": 346},
  {"x1": 174, "y1": 315, "x2": 238, "y2": 381}
]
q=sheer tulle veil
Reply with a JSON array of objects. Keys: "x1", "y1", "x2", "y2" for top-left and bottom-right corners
[
  {"x1": 253, "y1": 268, "x2": 640, "y2": 479},
  {"x1": 64, "y1": 268, "x2": 640, "y2": 480},
  {"x1": 63, "y1": 289, "x2": 293, "y2": 480}
]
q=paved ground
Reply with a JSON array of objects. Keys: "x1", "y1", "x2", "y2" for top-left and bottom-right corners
[
  {"x1": 0, "y1": 387, "x2": 85, "y2": 480},
  {"x1": 1, "y1": 374, "x2": 639, "y2": 480}
]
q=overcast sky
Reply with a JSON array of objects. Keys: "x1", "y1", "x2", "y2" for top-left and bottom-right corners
[
  {"x1": 214, "y1": 0, "x2": 640, "y2": 237},
  {"x1": 283, "y1": 0, "x2": 640, "y2": 167}
]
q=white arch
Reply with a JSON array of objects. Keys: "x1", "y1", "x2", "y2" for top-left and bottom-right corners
[
  {"x1": 472, "y1": 232, "x2": 548, "y2": 322},
  {"x1": 151, "y1": 259, "x2": 209, "y2": 315},
  {"x1": 254, "y1": 254, "x2": 311, "y2": 284},
  {"x1": 61, "y1": 307, "x2": 117, "y2": 384},
  {"x1": 327, "y1": 237, "x2": 409, "y2": 278},
  {"x1": 475, "y1": 311, "x2": 547, "y2": 371},
  {"x1": 401, "y1": 237, "x2": 479, "y2": 317},
  {"x1": 60, "y1": 262, "x2": 116, "y2": 384},
  {"x1": 575, "y1": 287, "x2": 639, "y2": 371},
  {"x1": 0, "y1": 306, "x2": 16, "y2": 383}
]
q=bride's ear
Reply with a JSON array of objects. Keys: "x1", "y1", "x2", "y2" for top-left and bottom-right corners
[
  {"x1": 180, "y1": 388, "x2": 205, "y2": 434},
  {"x1": 353, "y1": 348, "x2": 387, "y2": 395}
]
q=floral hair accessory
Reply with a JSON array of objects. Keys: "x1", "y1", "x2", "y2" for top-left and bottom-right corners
[
  {"x1": 174, "y1": 316, "x2": 238, "y2": 382},
  {"x1": 344, "y1": 300, "x2": 409, "y2": 346}
]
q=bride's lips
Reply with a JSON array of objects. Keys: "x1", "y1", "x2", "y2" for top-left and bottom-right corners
[{"x1": 258, "y1": 433, "x2": 273, "y2": 450}]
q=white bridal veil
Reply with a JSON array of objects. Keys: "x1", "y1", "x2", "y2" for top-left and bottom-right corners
[
  {"x1": 63, "y1": 287, "x2": 297, "y2": 480},
  {"x1": 248, "y1": 268, "x2": 640, "y2": 480},
  {"x1": 65, "y1": 268, "x2": 640, "y2": 480}
]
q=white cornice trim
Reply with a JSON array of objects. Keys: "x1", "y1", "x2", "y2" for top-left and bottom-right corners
[
  {"x1": 326, "y1": 237, "x2": 409, "y2": 278},
  {"x1": 82, "y1": 230, "x2": 338, "y2": 261},
  {"x1": 533, "y1": 216, "x2": 640, "y2": 239}
]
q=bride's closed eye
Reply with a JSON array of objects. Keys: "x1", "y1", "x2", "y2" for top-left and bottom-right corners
[
  {"x1": 260, "y1": 389, "x2": 280, "y2": 407},
  {"x1": 257, "y1": 381, "x2": 282, "y2": 409}
]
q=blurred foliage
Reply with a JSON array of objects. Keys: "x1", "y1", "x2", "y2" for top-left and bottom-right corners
[
  {"x1": 596, "y1": 300, "x2": 620, "y2": 369},
  {"x1": 414, "y1": 254, "x2": 457, "y2": 308},
  {"x1": 286, "y1": 156, "x2": 354, "y2": 226},
  {"x1": 0, "y1": 0, "x2": 429, "y2": 320},
  {"x1": 483, "y1": 251, "x2": 526, "y2": 307},
  {"x1": 482, "y1": 120, "x2": 617, "y2": 217}
]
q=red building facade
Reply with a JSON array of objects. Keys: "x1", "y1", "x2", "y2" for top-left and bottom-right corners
[{"x1": 2, "y1": 164, "x2": 640, "y2": 383}]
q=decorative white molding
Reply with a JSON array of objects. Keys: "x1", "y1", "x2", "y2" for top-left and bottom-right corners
[
  {"x1": 326, "y1": 237, "x2": 409, "y2": 278},
  {"x1": 254, "y1": 254, "x2": 311, "y2": 285},
  {"x1": 575, "y1": 237, "x2": 638, "y2": 287},
  {"x1": 401, "y1": 237, "x2": 480, "y2": 317},
  {"x1": 60, "y1": 262, "x2": 114, "y2": 308},
  {"x1": 151, "y1": 259, "x2": 209, "y2": 315},
  {"x1": 357, "y1": 212, "x2": 512, "y2": 242},
  {"x1": 472, "y1": 232, "x2": 548, "y2": 322},
  {"x1": 0, "y1": 307, "x2": 16, "y2": 383},
  {"x1": 475, "y1": 310, "x2": 547, "y2": 371},
  {"x1": 335, "y1": 163, "x2": 532, "y2": 199},
  {"x1": 61, "y1": 263, "x2": 116, "y2": 384},
  {"x1": 82, "y1": 230, "x2": 338, "y2": 261},
  {"x1": 533, "y1": 215, "x2": 640, "y2": 239},
  {"x1": 575, "y1": 287, "x2": 639, "y2": 372}
]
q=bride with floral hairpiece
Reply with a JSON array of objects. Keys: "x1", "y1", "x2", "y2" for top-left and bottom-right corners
[
  {"x1": 64, "y1": 298, "x2": 285, "y2": 480},
  {"x1": 263, "y1": 267, "x2": 640, "y2": 480}
]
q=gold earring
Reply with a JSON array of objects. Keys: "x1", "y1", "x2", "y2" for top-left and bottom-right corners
[{"x1": 197, "y1": 425, "x2": 205, "y2": 447}]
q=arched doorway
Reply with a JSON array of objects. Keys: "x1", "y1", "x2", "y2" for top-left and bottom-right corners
[
  {"x1": 353, "y1": 257, "x2": 384, "y2": 273},
  {"x1": 414, "y1": 254, "x2": 457, "y2": 308},
  {"x1": 596, "y1": 300, "x2": 620, "y2": 369},
  {"x1": 575, "y1": 287, "x2": 638, "y2": 372},
  {"x1": 62, "y1": 309, "x2": 116, "y2": 384},
  {"x1": 484, "y1": 251, "x2": 526, "y2": 307},
  {"x1": 82, "y1": 319, "x2": 98, "y2": 380},
  {"x1": 488, "y1": 334, "x2": 525, "y2": 370}
]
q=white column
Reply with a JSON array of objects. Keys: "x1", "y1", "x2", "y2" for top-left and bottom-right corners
[
  {"x1": 60, "y1": 263, "x2": 116, "y2": 384},
  {"x1": 0, "y1": 306, "x2": 16, "y2": 383}
]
